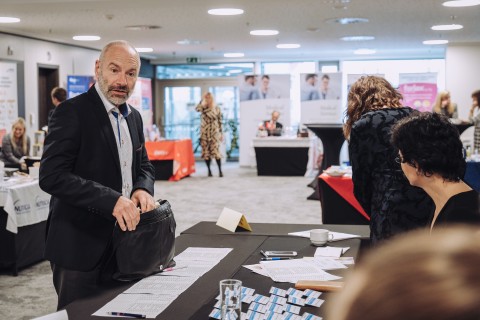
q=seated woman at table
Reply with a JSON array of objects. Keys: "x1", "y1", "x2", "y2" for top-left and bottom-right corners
[
  {"x1": 0, "y1": 117, "x2": 30, "y2": 171},
  {"x1": 391, "y1": 112, "x2": 480, "y2": 230},
  {"x1": 343, "y1": 76, "x2": 433, "y2": 244},
  {"x1": 327, "y1": 226, "x2": 480, "y2": 320},
  {"x1": 432, "y1": 90, "x2": 458, "y2": 119}
]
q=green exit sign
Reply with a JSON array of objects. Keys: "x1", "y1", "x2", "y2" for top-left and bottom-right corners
[{"x1": 186, "y1": 57, "x2": 199, "y2": 64}]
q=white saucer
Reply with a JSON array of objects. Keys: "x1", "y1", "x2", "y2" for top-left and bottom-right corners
[{"x1": 310, "y1": 241, "x2": 328, "y2": 246}]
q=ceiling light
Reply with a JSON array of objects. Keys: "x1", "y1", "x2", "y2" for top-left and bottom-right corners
[
  {"x1": 326, "y1": 17, "x2": 369, "y2": 25},
  {"x1": 224, "y1": 53, "x2": 244, "y2": 58},
  {"x1": 276, "y1": 43, "x2": 301, "y2": 49},
  {"x1": 431, "y1": 24, "x2": 463, "y2": 30},
  {"x1": 209, "y1": 66, "x2": 225, "y2": 69},
  {"x1": 250, "y1": 30, "x2": 279, "y2": 36},
  {"x1": 136, "y1": 48, "x2": 153, "y2": 53},
  {"x1": 72, "y1": 35, "x2": 101, "y2": 41},
  {"x1": 423, "y1": 39, "x2": 449, "y2": 45},
  {"x1": 0, "y1": 17, "x2": 20, "y2": 23},
  {"x1": 341, "y1": 36, "x2": 375, "y2": 41},
  {"x1": 208, "y1": 8, "x2": 244, "y2": 15},
  {"x1": 354, "y1": 48, "x2": 376, "y2": 55},
  {"x1": 443, "y1": 0, "x2": 480, "y2": 7}
]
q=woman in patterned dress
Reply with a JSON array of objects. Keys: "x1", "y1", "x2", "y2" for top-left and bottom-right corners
[
  {"x1": 196, "y1": 92, "x2": 223, "y2": 177},
  {"x1": 343, "y1": 76, "x2": 433, "y2": 244},
  {"x1": 468, "y1": 89, "x2": 480, "y2": 152}
]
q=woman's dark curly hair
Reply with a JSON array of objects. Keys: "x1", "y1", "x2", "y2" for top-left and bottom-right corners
[{"x1": 391, "y1": 112, "x2": 465, "y2": 182}]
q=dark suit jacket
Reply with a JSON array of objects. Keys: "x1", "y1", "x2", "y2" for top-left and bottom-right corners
[{"x1": 39, "y1": 86, "x2": 155, "y2": 272}]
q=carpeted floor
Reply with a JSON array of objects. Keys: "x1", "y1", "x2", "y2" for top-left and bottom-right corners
[{"x1": 0, "y1": 161, "x2": 322, "y2": 319}]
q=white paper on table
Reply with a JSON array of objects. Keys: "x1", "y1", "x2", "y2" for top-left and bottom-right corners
[
  {"x1": 174, "y1": 247, "x2": 233, "y2": 261},
  {"x1": 92, "y1": 293, "x2": 175, "y2": 318},
  {"x1": 334, "y1": 256, "x2": 355, "y2": 265},
  {"x1": 124, "y1": 275, "x2": 196, "y2": 295},
  {"x1": 288, "y1": 230, "x2": 360, "y2": 242},
  {"x1": 303, "y1": 257, "x2": 348, "y2": 270},
  {"x1": 155, "y1": 260, "x2": 214, "y2": 278},
  {"x1": 314, "y1": 246, "x2": 350, "y2": 258},
  {"x1": 260, "y1": 259, "x2": 342, "y2": 283},
  {"x1": 242, "y1": 264, "x2": 270, "y2": 277}
]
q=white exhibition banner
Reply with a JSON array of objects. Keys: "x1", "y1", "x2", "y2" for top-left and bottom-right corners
[
  {"x1": 0, "y1": 61, "x2": 19, "y2": 134},
  {"x1": 398, "y1": 73, "x2": 438, "y2": 112},
  {"x1": 238, "y1": 74, "x2": 291, "y2": 166},
  {"x1": 300, "y1": 72, "x2": 342, "y2": 125}
]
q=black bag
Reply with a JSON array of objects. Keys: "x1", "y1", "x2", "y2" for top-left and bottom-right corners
[{"x1": 111, "y1": 199, "x2": 176, "y2": 281}]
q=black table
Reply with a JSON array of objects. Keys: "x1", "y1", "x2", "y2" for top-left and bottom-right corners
[
  {"x1": 305, "y1": 124, "x2": 345, "y2": 171},
  {"x1": 64, "y1": 222, "x2": 369, "y2": 319},
  {"x1": 455, "y1": 123, "x2": 473, "y2": 135}
]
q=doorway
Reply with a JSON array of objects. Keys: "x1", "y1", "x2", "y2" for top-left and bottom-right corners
[{"x1": 38, "y1": 65, "x2": 59, "y2": 129}]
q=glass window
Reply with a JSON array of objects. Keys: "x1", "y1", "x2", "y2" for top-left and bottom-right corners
[{"x1": 156, "y1": 63, "x2": 254, "y2": 79}]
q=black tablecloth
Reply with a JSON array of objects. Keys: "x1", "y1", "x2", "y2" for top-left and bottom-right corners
[
  {"x1": 254, "y1": 147, "x2": 309, "y2": 176},
  {"x1": 305, "y1": 124, "x2": 345, "y2": 171}
]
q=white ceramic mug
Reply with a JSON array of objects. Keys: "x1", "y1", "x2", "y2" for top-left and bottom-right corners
[{"x1": 310, "y1": 229, "x2": 334, "y2": 246}]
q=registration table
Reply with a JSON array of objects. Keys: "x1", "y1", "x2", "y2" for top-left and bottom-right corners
[
  {"x1": 318, "y1": 173, "x2": 370, "y2": 225},
  {"x1": 145, "y1": 139, "x2": 196, "y2": 181},
  {"x1": 64, "y1": 222, "x2": 369, "y2": 319},
  {"x1": 0, "y1": 178, "x2": 50, "y2": 275},
  {"x1": 253, "y1": 137, "x2": 319, "y2": 176}
]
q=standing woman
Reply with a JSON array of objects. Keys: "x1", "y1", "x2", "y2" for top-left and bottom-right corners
[
  {"x1": 196, "y1": 92, "x2": 223, "y2": 177},
  {"x1": 343, "y1": 76, "x2": 433, "y2": 244},
  {"x1": 468, "y1": 89, "x2": 480, "y2": 152},
  {"x1": 432, "y1": 90, "x2": 458, "y2": 119},
  {"x1": 0, "y1": 117, "x2": 30, "y2": 171}
]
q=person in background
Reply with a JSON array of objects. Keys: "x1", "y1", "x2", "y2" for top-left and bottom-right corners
[
  {"x1": 343, "y1": 76, "x2": 433, "y2": 244},
  {"x1": 196, "y1": 92, "x2": 224, "y2": 177},
  {"x1": 432, "y1": 90, "x2": 458, "y2": 119},
  {"x1": 39, "y1": 40, "x2": 155, "y2": 310},
  {"x1": 391, "y1": 112, "x2": 480, "y2": 229},
  {"x1": 48, "y1": 87, "x2": 67, "y2": 125},
  {"x1": 239, "y1": 75, "x2": 260, "y2": 101},
  {"x1": 468, "y1": 89, "x2": 480, "y2": 151},
  {"x1": 327, "y1": 226, "x2": 480, "y2": 320},
  {"x1": 260, "y1": 110, "x2": 283, "y2": 136},
  {"x1": 301, "y1": 74, "x2": 320, "y2": 101},
  {"x1": 0, "y1": 117, "x2": 30, "y2": 171}
]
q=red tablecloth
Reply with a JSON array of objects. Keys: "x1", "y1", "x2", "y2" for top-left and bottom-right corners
[
  {"x1": 145, "y1": 140, "x2": 196, "y2": 181},
  {"x1": 319, "y1": 173, "x2": 370, "y2": 221}
]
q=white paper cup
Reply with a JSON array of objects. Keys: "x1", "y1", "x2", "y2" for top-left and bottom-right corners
[
  {"x1": 29, "y1": 167, "x2": 40, "y2": 179},
  {"x1": 310, "y1": 229, "x2": 334, "y2": 246}
]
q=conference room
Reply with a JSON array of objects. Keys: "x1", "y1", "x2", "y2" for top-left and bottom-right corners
[{"x1": 1, "y1": 0, "x2": 480, "y2": 319}]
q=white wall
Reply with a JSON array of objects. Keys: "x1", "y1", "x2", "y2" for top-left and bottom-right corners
[
  {"x1": 0, "y1": 34, "x2": 99, "y2": 141},
  {"x1": 446, "y1": 44, "x2": 480, "y2": 119}
]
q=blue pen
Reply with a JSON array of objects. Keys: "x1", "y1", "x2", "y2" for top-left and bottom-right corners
[
  {"x1": 261, "y1": 257, "x2": 293, "y2": 261},
  {"x1": 107, "y1": 312, "x2": 146, "y2": 318}
]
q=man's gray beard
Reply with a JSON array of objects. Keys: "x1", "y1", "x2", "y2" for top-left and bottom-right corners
[{"x1": 98, "y1": 72, "x2": 134, "y2": 106}]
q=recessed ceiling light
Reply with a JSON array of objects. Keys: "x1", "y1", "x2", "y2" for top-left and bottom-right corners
[
  {"x1": 341, "y1": 36, "x2": 375, "y2": 41},
  {"x1": 250, "y1": 30, "x2": 279, "y2": 36},
  {"x1": 431, "y1": 24, "x2": 463, "y2": 30},
  {"x1": 326, "y1": 17, "x2": 369, "y2": 25},
  {"x1": 177, "y1": 39, "x2": 207, "y2": 45},
  {"x1": 354, "y1": 48, "x2": 376, "y2": 55},
  {"x1": 208, "y1": 8, "x2": 244, "y2": 15},
  {"x1": 276, "y1": 43, "x2": 301, "y2": 49},
  {"x1": 224, "y1": 53, "x2": 244, "y2": 58},
  {"x1": 72, "y1": 35, "x2": 101, "y2": 41},
  {"x1": 0, "y1": 17, "x2": 20, "y2": 23},
  {"x1": 423, "y1": 39, "x2": 449, "y2": 45},
  {"x1": 136, "y1": 48, "x2": 153, "y2": 53},
  {"x1": 443, "y1": 0, "x2": 480, "y2": 7}
]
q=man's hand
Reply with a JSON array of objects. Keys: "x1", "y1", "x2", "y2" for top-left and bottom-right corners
[
  {"x1": 112, "y1": 196, "x2": 141, "y2": 231},
  {"x1": 131, "y1": 189, "x2": 155, "y2": 214}
]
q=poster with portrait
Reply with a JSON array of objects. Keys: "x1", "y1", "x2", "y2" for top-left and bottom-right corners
[
  {"x1": 127, "y1": 77, "x2": 153, "y2": 127},
  {"x1": 238, "y1": 74, "x2": 291, "y2": 166},
  {"x1": 0, "y1": 61, "x2": 18, "y2": 145},
  {"x1": 398, "y1": 73, "x2": 438, "y2": 112},
  {"x1": 300, "y1": 73, "x2": 342, "y2": 125},
  {"x1": 67, "y1": 75, "x2": 95, "y2": 98}
]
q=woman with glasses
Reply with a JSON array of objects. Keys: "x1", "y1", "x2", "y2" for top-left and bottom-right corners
[
  {"x1": 391, "y1": 112, "x2": 480, "y2": 230},
  {"x1": 344, "y1": 76, "x2": 433, "y2": 244}
]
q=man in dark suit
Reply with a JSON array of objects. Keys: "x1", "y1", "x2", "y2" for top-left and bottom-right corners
[
  {"x1": 262, "y1": 110, "x2": 283, "y2": 136},
  {"x1": 39, "y1": 40, "x2": 155, "y2": 310}
]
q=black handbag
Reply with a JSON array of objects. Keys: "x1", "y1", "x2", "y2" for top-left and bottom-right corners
[{"x1": 111, "y1": 199, "x2": 176, "y2": 281}]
